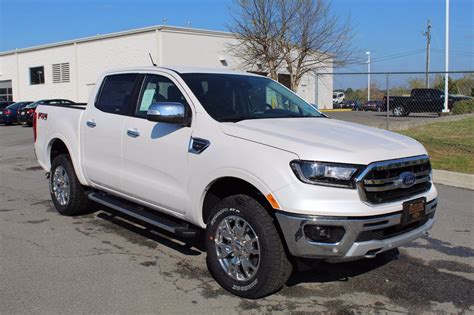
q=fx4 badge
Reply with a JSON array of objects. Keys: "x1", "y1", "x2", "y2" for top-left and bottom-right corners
[{"x1": 37, "y1": 112, "x2": 48, "y2": 120}]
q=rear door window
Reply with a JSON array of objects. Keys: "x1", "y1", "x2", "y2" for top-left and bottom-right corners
[{"x1": 96, "y1": 74, "x2": 138, "y2": 114}]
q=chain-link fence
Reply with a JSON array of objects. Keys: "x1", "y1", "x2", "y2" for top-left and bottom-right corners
[{"x1": 315, "y1": 71, "x2": 474, "y2": 130}]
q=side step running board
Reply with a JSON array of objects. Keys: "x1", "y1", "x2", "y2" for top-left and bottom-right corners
[{"x1": 88, "y1": 192, "x2": 200, "y2": 238}]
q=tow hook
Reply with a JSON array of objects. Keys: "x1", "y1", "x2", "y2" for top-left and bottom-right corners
[{"x1": 45, "y1": 172, "x2": 50, "y2": 179}]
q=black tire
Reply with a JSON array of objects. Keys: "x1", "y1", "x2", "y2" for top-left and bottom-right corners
[
  {"x1": 50, "y1": 154, "x2": 90, "y2": 216},
  {"x1": 205, "y1": 195, "x2": 292, "y2": 299},
  {"x1": 392, "y1": 105, "x2": 405, "y2": 117}
]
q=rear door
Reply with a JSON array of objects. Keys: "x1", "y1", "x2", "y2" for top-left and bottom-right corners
[
  {"x1": 81, "y1": 73, "x2": 140, "y2": 191},
  {"x1": 121, "y1": 73, "x2": 193, "y2": 215}
]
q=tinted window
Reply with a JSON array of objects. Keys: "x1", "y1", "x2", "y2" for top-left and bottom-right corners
[
  {"x1": 96, "y1": 74, "x2": 138, "y2": 114},
  {"x1": 7, "y1": 102, "x2": 23, "y2": 110},
  {"x1": 30, "y1": 66, "x2": 45, "y2": 85},
  {"x1": 135, "y1": 75, "x2": 188, "y2": 118},
  {"x1": 26, "y1": 100, "x2": 44, "y2": 108},
  {"x1": 181, "y1": 73, "x2": 321, "y2": 122}
]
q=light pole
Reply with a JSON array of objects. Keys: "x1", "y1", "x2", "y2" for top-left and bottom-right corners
[
  {"x1": 443, "y1": 0, "x2": 450, "y2": 113},
  {"x1": 366, "y1": 51, "x2": 371, "y2": 101}
]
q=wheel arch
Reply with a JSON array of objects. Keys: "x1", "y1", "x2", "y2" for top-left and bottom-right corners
[
  {"x1": 200, "y1": 176, "x2": 278, "y2": 226},
  {"x1": 47, "y1": 136, "x2": 88, "y2": 185}
]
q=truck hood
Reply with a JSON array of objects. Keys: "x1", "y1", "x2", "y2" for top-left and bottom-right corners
[{"x1": 220, "y1": 118, "x2": 427, "y2": 165}]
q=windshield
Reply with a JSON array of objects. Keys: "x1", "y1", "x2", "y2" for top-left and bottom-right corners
[{"x1": 181, "y1": 73, "x2": 322, "y2": 122}]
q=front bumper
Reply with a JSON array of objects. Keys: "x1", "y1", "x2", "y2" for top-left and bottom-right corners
[
  {"x1": 17, "y1": 115, "x2": 32, "y2": 124},
  {"x1": 0, "y1": 115, "x2": 12, "y2": 124},
  {"x1": 275, "y1": 198, "x2": 437, "y2": 261}
]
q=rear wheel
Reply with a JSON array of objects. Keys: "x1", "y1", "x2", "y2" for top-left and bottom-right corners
[
  {"x1": 205, "y1": 195, "x2": 292, "y2": 299},
  {"x1": 50, "y1": 154, "x2": 90, "y2": 216},
  {"x1": 392, "y1": 105, "x2": 406, "y2": 117}
]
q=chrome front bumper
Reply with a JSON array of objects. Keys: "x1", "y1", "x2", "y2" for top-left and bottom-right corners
[{"x1": 275, "y1": 199, "x2": 437, "y2": 261}]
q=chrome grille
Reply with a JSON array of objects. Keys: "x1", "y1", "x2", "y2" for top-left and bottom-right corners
[{"x1": 357, "y1": 156, "x2": 432, "y2": 204}]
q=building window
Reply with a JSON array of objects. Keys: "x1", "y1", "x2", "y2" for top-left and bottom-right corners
[
  {"x1": 0, "y1": 88, "x2": 13, "y2": 102},
  {"x1": 277, "y1": 73, "x2": 291, "y2": 89},
  {"x1": 52, "y1": 63, "x2": 70, "y2": 83},
  {"x1": 30, "y1": 66, "x2": 45, "y2": 85}
]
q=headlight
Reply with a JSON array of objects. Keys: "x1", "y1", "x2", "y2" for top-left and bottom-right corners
[{"x1": 290, "y1": 160, "x2": 363, "y2": 188}]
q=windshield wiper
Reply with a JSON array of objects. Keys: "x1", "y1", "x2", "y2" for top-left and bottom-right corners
[
  {"x1": 219, "y1": 113, "x2": 324, "y2": 122},
  {"x1": 219, "y1": 115, "x2": 256, "y2": 122}
]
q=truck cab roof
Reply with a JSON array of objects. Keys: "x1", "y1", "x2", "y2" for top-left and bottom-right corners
[{"x1": 102, "y1": 66, "x2": 261, "y2": 77}]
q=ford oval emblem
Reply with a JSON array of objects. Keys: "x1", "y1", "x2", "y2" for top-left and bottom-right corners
[{"x1": 400, "y1": 172, "x2": 416, "y2": 188}]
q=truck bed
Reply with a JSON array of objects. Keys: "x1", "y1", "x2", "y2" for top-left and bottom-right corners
[{"x1": 34, "y1": 103, "x2": 87, "y2": 184}]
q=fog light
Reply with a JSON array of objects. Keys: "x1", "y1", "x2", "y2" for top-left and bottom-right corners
[{"x1": 303, "y1": 225, "x2": 345, "y2": 243}]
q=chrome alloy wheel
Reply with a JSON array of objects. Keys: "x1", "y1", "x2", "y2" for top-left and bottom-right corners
[
  {"x1": 214, "y1": 215, "x2": 261, "y2": 282},
  {"x1": 52, "y1": 166, "x2": 70, "y2": 206},
  {"x1": 393, "y1": 106, "x2": 403, "y2": 117}
]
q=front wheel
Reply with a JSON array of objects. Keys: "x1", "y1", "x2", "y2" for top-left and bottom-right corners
[
  {"x1": 205, "y1": 195, "x2": 292, "y2": 299},
  {"x1": 50, "y1": 154, "x2": 90, "y2": 216}
]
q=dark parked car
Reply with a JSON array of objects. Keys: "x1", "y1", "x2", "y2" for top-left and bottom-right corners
[
  {"x1": 18, "y1": 99, "x2": 75, "y2": 126},
  {"x1": 360, "y1": 100, "x2": 383, "y2": 112},
  {"x1": 0, "y1": 100, "x2": 15, "y2": 109},
  {"x1": 0, "y1": 101, "x2": 33, "y2": 125},
  {"x1": 345, "y1": 100, "x2": 362, "y2": 111},
  {"x1": 383, "y1": 88, "x2": 471, "y2": 117}
]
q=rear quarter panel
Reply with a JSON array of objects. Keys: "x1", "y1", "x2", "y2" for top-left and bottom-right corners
[{"x1": 34, "y1": 105, "x2": 88, "y2": 185}]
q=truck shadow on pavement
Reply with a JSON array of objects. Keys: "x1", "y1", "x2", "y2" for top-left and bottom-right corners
[
  {"x1": 82, "y1": 208, "x2": 473, "y2": 311},
  {"x1": 404, "y1": 236, "x2": 474, "y2": 258},
  {"x1": 95, "y1": 210, "x2": 205, "y2": 256}
]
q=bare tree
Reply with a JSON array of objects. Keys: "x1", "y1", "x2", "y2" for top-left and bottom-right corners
[
  {"x1": 227, "y1": 0, "x2": 284, "y2": 80},
  {"x1": 228, "y1": 0, "x2": 353, "y2": 91}
]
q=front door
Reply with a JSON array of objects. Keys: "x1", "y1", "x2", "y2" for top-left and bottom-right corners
[{"x1": 121, "y1": 73, "x2": 193, "y2": 215}]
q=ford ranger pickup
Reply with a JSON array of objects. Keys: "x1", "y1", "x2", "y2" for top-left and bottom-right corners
[{"x1": 34, "y1": 66, "x2": 437, "y2": 298}]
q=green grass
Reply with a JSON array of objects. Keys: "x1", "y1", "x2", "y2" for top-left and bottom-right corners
[{"x1": 399, "y1": 117, "x2": 474, "y2": 174}]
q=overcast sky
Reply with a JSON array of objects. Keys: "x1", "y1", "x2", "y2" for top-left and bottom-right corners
[{"x1": 1, "y1": 0, "x2": 472, "y2": 74}]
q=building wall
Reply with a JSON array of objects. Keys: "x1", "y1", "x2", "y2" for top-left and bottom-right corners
[
  {"x1": 0, "y1": 26, "x2": 332, "y2": 106},
  {"x1": 159, "y1": 29, "x2": 238, "y2": 69},
  {"x1": 0, "y1": 54, "x2": 17, "y2": 101},
  {"x1": 76, "y1": 31, "x2": 157, "y2": 102},
  {"x1": 16, "y1": 45, "x2": 76, "y2": 101}
]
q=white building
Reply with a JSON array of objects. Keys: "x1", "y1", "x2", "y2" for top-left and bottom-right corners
[{"x1": 0, "y1": 25, "x2": 333, "y2": 107}]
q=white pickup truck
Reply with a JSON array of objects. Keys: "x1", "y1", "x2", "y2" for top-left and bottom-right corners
[{"x1": 34, "y1": 66, "x2": 437, "y2": 298}]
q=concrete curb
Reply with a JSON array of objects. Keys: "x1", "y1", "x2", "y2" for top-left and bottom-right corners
[
  {"x1": 320, "y1": 109, "x2": 352, "y2": 112},
  {"x1": 433, "y1": 169, "x2": 474, "y2": 190}
]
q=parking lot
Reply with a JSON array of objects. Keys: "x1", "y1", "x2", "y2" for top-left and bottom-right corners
[
  {"x1": 1, "y1": 125, "x2": 473, "y2": 314},
  {"x1": 326, "y1": 110, "x2": 452, "y2": 131}
]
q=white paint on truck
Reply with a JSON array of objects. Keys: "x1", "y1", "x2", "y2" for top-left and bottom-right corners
[{"x1": 34, "y1": 66, "x2": 437, "y2": 298}]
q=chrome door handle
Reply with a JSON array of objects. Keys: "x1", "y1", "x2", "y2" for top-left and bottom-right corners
[
  {"x1": 127, "y1": 128, "x2": 140, "y2": 138},
  {"x1": 86, "y1": 120, "x2": 96, "y2": 128}
]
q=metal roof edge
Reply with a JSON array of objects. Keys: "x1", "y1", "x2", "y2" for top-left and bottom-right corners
[{"x1": 0, "y1": 25, "x2": 232, "y2": 56}]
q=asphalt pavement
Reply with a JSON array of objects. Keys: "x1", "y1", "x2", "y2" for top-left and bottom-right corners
[
  {"x1": 1, "y1": 124, "x2": 473, "y2": 314},
  {"x1": 327, "y1": 111, "x2": 474, "y2": 131}
]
